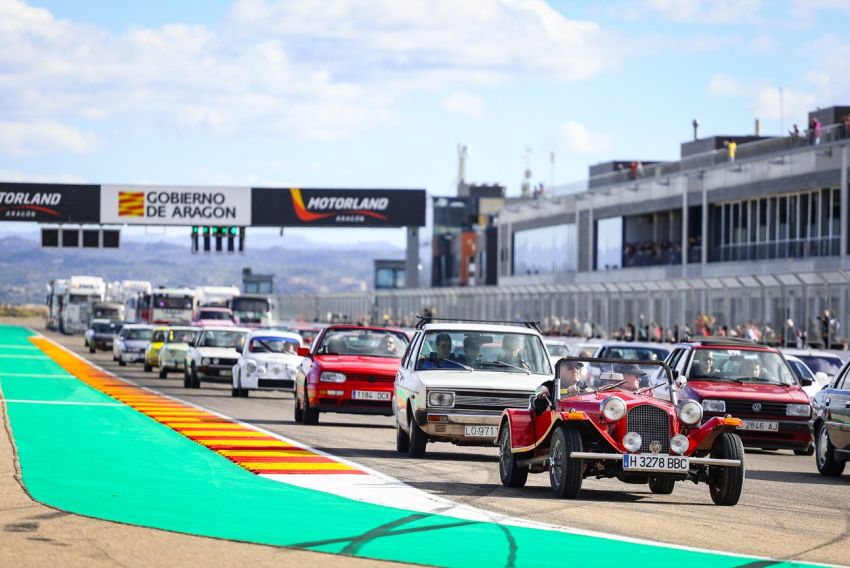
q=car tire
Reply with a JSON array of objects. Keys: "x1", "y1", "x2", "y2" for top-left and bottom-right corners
[
  {"x1": 396, "y1": 419, "x2": 410, "y2": 453},
  {"x1": 648, "y1": 476, "x2": 675, "y2": 494},
  {"x1": 159, "y1": 368, "x2": 167, "y2": 379},
  {"x1": 794, "y1": 444, "x2": 815, "y2": 457},
  {"x1": 190, "y1": 364, "x2": 200, "y2": 389},
  {"x1": 408, "y1": 414, "x2": 427, "y2": 458},
  {"x1": 815, "y1": 422, "x2": 846, "y2": 476},
  {"x1": 144, "y1": 361, "x2": 152, "y2": 373},
  {"x1": 303, "y1": 389, "x2": 319, "y2": 425},
  {"x1": 118, "y1": 359, "x2": 126, "y2": 367},
  {"x1": 549, "y1": 424, "x2": 582, "y2": 498},
  {"x1": 498, "y1": 424, "x2": 528, "y2": 488},
  {"x1": 708, "y1": 432, "x2": 745, "y2": 506},
  {"x1": 231, "y1": 387, "x2": 241, "y2": 397},
  {"x1": 89, "y1": 345, "x2": 95, "y2": 354},
  {"x1": 294, "y1": 388, "x2": 304, "y2": 422}
]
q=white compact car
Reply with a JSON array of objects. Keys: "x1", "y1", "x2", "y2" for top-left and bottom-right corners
[
  {"x1": 113, "y1": 324, "x2": 154, "y2": 366},
  {"x1": 157, "y1": 326, "x2": 199, "y2": 379},
  {"x1": 394, "y1": 319, "x2": 554, "y2": 458},
  {"x1": 184, "y1": 326, "x2": 250, "y2": 389},
  {"x1": 784, "y1": 354, "x2": 825, "y2": 399},
  {"x1": 231, "y1": 330, "x2": 304, "y2": 397}
]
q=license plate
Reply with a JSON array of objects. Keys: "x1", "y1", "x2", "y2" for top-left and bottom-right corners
[
  {"x1": 622, "y1": 454, "x2": 689, "y2": 472},
  {"x1": 739, "y1": 420, "x2": 779, "y2": 432},
  {"x1": 464, "y1": 425, "x2": 498, "y2": 438},
  {"x1": 352, "y1": 390, "x2": 391, "y2": 401}
]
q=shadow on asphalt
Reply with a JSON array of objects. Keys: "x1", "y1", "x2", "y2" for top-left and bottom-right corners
[
  {"x1": 746, "y1": 469, "x2": 850, "y2": 485},
  {"x1": 406, "y1": 481, "x2": 660, "y2": 503},
  {"x1": 314, "y1": 446, "x2": 497, "y2": 462}
]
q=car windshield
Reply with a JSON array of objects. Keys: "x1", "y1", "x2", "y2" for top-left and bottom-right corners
[
  {"x1": 151, "y1": 330, "x2": 166, "y2": 342},
  {"x1": 92, "y1": 322, "x2": 114, "y2": 333},
  {"x1": 559, "y1": 357, "x2": 673, "y2": 397},
  {"x1": 787, "y1": 360, "x2": 814, "y2": 382},
  {"x1": 198, "y1": 330, "x2": 248, "y2": 349},
  {"x1": 597, "y1": 345, "x2": 669, "y2": 361},
  {"x1": 154, "y1": 295, "x2": 193, "y2": 310},
  {"x1": 546, "y1": 343, "x2": 570, "y2": 357},
  {"x1": 167, "y1": 328, "x2": 197, "y2": 343},
  {"x1": 248, "y1": 336, "x2": 299, "y2": 354},
  {"x1": 122, "y1": 328, "x2": 152, "y2": 340},
  {"x1": 686, "y1": 348, "x2": 796, "y2": 386},
  {"x1": 198, "y1": 310, "x2": 232, "y2": 320},
  {"x1": 298, "y1": 329, "x2": 319, "y2": 344},
  {"x1": 415, "y1": 330, "x2": 552, "y2": 374},
  {"x1": 316, "y1": 329, "x2": 409, "y2": 358},
  {"x1": 796, "y1": 355, "x2": 842, "y2": 376}
]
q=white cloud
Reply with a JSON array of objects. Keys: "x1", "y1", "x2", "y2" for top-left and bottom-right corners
[
  {"x1": 0, "y1": 0, "x2": 615, "y2": 152},
  {"x1": 557, "y1": 121, "x2": 615, "y2": 155},
  {"x1": 644, "y1": 0, "x2": 762, "y2": 23},
  {"x1": 0, "y1": 169, "x2": 87, "y2": 183},
  {"x1": 0, "y1": 121, "x2": 99, "y2": 155},
  {"x1": 442, "y1": 91, "x2": 484, "y2": 119},
  {"x1": 755, "y1": 87, "x2": 815, "y2": 124},
  {"x1": 708, "y1": 73, "x2": 746, "y2": 97}
]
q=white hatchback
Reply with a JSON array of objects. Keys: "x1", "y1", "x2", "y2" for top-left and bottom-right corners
[{"x1": 231, "y1": 330, "x2": 304, "y2": 397}]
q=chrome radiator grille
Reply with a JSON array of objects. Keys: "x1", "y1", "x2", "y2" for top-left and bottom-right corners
[
  {"x1": 626, "y1": 404, "x2": 670, "y2": 453},
  {"x1": 453, "y1": 390, "x2": 532, "y2": 412}
]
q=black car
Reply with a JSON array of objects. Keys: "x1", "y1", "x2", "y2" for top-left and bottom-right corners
[
  {"x1": 812, "y1": 360, "x2": 850, "y2": 476},
  {"x1": 86, "y1": 320, "x2": 124, "y2": 353}
]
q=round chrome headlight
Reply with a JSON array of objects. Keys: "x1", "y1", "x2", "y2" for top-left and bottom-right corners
[
  {"x1": 213, "y1": 358, "x2": 220, "y2": 365},
  {"x1": 623, "y1": 431, "x2": 642, "y2": 452},
  {"x1": 670, "y1": 434, "x2": 690, "y2": 455},
  {"x1": 678, "y1": 400, "x2": 703, "y2": 426},
  {"x1": 246, "y1": 360, "x2": 257, "y2": 373},
  {"x1": 600, "y1": 396, "x2": 627, "y2": 422},
  {"x1": 201, "y1": 357, "x2": 210, "y2": 365}
]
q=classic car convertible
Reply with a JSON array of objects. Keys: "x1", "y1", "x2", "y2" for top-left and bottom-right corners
[{"x1": 498, "y1": 357, "x2": 746, "y2": 505}]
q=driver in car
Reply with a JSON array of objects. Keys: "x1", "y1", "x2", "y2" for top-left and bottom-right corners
[
  {"x1": 378, "y1": 334, "x2": 402, "y2": 357},
  {"x1": 499, "y1": 335, "x2": 529, "y2": 369},
  {"x1": 614, "y1": 363, "x2": 646, "y2": 392},
  {"x1": 532, "y1": 359, "x2": 587, "y2": 414},
  {"x1": 419, "y1": 334, "x2": 464, "y2": 369}
]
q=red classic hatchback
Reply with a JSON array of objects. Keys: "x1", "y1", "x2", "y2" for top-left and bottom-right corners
[
  {"x1": 294, "y1": 325, "x2": 410, "y2": 425},
  {"x1": 666, "y1": 338, "x2": 813, "y2": 454}
]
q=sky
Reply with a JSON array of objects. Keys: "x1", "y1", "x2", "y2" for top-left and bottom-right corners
[{"x1": 1, "y1": 0, "x2": 849, "y2": 249}]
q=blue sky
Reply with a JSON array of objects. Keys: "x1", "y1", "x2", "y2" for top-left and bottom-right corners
[{"x1": 1, "y1": 0, "x2": 849, "y2": 248}]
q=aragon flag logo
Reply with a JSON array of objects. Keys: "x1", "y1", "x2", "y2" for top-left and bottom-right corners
[{"x1": 118, "y1": 191, "x2": 145, "y2": 217}]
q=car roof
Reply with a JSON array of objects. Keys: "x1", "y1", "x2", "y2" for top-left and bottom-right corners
[
  {"x1": 90, "y1": 319, "x2": 112, "y2": 324},
  {"x1": 322, "y1": 324, "x2": 408, "y2": 334},
  {"x1": 247, "y1": 329, "x2": 302, "y2": 342},
  {"x1": 676, "y1": 337, "x2": 774, "y2": 350},
  {"x1": 780, "y1": 348, "x2": 843, "y2": 359},
  {"x1": 198, "y1": 326, "x2": 251, "y2": 332},
  {"x1": 420, "y1": 322, "x2": 540, "y2": 335},
  {"x1": 597, "y1": 341, "x2": 670, "y2": 350},
  {"x1": 198, "y1": 306, "x2": 232, "y2": 312},
  {"x1": 122, "y1": 324, "x2": 154, "y2": 330}
]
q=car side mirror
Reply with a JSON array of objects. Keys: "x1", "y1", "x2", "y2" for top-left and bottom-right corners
[
  {"x1": 297, "y1": 347, "x2": 310, "y2": 357},
  {"x1": 675, "y1": 374, "x2": 687, "y2": 389},
  {"x1": 800, "y1": 376, "x2": 814, "y2": 387}
]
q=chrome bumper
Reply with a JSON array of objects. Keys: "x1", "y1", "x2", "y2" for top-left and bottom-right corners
[{"x1": 570, "y1": 452, "x2": 742, "y2": 467}]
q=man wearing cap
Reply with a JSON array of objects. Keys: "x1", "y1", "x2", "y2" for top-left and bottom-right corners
[
  {"x1": 614, "y1": 363, "x2": 646, "y2": 392},
  {"x1": 559, "y1": 359, "x2": 588, "y2": 396}
]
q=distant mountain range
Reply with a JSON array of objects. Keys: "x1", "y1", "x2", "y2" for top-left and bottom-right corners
[{"x1": 0, "y1": 235, "x2": 404, "y2": 304}]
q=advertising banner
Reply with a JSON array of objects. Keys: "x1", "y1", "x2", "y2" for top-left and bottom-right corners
[
  {"x1": 0, "y1": 182, "x2": 100, "y2": 223},
  {"x1": 101, "y1": 185, "x2": 251, "y2": 226},
  {"x1": 252, "y1": 187, "x2": 426, "y2": 227}
]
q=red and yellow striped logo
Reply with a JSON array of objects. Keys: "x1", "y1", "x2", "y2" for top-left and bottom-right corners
[{"x1": 118, "y1": 191, "x2": 145, "y2": 217}]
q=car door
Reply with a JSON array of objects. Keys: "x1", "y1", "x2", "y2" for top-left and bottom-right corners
[
  {"x1": 827, "y1": 367, "x2": 850, "y2": 450},
  {"x1": 394, "y1": 331, "x2": 422, "y2": 427}
]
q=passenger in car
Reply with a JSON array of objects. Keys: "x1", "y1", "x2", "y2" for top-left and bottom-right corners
[
  {"x1": 689, "y1": 351, "x2": 717, "y2": 378},
  {"x1": 499, "y1": 335, "x2": 529, "y2": 369},
  {"x1": 614, "y1": 363, "x2": 646, "y2": 392},
  {"x1": 456, "y1": 336, "x2": 482, "y2": 367}
]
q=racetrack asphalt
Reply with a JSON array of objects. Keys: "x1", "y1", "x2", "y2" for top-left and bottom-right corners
[{"x1": 2, "y1": 321, "x2": 847, "y2": 567}]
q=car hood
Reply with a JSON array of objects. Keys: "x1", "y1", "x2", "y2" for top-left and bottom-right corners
[
  {"x1": 414, "y1": 371, "x2": 546, "y2": 391},
  {"x1": 161, "y1": 343, "x2": 189, "y2": 353},
  {"x1": 314, "y1": 355, "x2": 401, "y2": 375},
  {"x1": 122, "y1": 340, "x2": 149, "y2": 348},
  {"x1": 93, "y1": 333, "x2": 115, "y2": 340},
  {"x1": 242, "y1": 353, "x2": 302, "y2": 364},
  {"x1": 195, "y1": 347, "x2": 240, "y2": 358},
  {"x1": 686, "y1": 380, "x2": 809, "y2": 404}
]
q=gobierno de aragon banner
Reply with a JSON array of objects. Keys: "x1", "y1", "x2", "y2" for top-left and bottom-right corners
[
  {"x1": 100, "y1": 185, "x2": 251, "y2": 226},
  {"x1": 0, "y1": 182, "x2": 100, "y2": 223},
  {"x1": 252, "y1": 187, "x2": 427, "y2": 227}
]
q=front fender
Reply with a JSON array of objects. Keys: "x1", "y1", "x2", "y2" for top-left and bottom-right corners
[
  {"x1": 502, "y1": 408, "x2": 537, "y2": 453},
  {"x1": 688, "y1": 416, "x2": 742, "y2": 453}
]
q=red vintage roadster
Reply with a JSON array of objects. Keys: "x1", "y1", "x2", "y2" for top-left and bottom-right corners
[{"x1": 498, "y1": 357, "x2": 746, "y2": 505}]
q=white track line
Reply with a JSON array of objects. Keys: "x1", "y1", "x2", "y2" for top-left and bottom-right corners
[
  {"x1": 0, "y1": 373, "x2": 76, "y2": 378},
  {"x1": 2, "y1": 399, "x2": 124, "y2": 407}
]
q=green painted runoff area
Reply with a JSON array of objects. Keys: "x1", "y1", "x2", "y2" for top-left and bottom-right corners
[{"x1": 0, "y1": 325, "x2": 811, "y2": 567}]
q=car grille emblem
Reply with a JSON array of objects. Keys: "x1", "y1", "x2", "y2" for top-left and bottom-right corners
[
  {"x1": 752, "y1": 403, "x2": 762, "y2": 412},
  {"x1": 649, "y1": 441, "x2": 662, "y2": 454}
]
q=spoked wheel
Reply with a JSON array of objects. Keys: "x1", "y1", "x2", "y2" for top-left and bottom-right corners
[
  {"x1": 499, "y1": 424, "x2": 528, "y2": 488},
  {"x1": 549, "y1": 424, "x2": 583, "y2": 498},
  {"x1": 816, "y1": 422, "x2": 846, "y2": 476},
  {"x1": 708, "y1": 432, "x2": 745, "y2": 506},
  {"x1": 648, "y1": 476, "x2": 675, "y2": 494}
]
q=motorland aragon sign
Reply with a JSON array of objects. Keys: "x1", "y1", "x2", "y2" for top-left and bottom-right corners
[
  {"x1": 101, "y1": 185, "x2": 251, "y2": 226},
  {"x1": 0, "y1": 182, "x2": 101, "y2": 223}
]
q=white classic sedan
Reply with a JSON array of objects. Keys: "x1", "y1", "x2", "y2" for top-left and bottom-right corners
[
  {"x1": 231, "y1": 330, "x2": 304, "y2": 397},
  {"x1": 183, "y1": 326, "x2": 250, "y2": 389},
  {"x1": 394, "y1": 319, "x2": 554, "y2": 458},
  {"x1": 113, "y1": 324, "x2": 154, "y2": 366}
]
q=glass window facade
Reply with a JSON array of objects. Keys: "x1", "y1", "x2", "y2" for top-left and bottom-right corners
[
  {"x1": 596, "y1": 217, "x2": 622, "y2": 269},
  {"x1": 512, "y1": 223, "x2": 577, "y2": 275},
  {"x1": 709, "y1": 187, "x2": 840, "y2": 262}
]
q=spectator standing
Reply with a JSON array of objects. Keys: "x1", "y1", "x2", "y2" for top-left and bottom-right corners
[
  {"x1": 789, "y1": 124, "x2": 800, "y2": 138},
  {"x1": 814, "y1": 118, "x2": 822, "y2": 145},
  {"x1": 727, "y1": 140, "x2": 737, "y2": 162},
  {"x1": 629, "y1": 161, "x2": 638, "y2": 180}
]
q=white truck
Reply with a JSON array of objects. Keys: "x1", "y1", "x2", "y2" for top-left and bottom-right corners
[
  {"x1": 150, "y1": 287, "x2": 197, "y2": 325},
  {"x1": 45, "y1": 279, "x2": 67, "y2": 331},
  {"x1": 114, "y1": 280, "x2": 152, "y2": 322},
  {"x1": 230, "y1": 294, "x2": 275, "y2": 327},
  {"x1": 196, "y1": 285, "x2": 241, "y2": 308},
  {"x1": 61, "y1": 276, "x2": 106, "y2": 334}
]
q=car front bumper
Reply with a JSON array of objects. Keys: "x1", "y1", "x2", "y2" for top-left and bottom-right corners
[
  {"x1": 310, "y1": 383, "x2": 394, "y2": 415},
  {"x1": 570, "y1": 452, "x2": 742, "y2": 467},
  {"x1": 120, "y1": 351, "x2": 146, "y2": 363},
  {"x1": 704, "y1": 413, "x2": 812, "y2": 450},
  {"x1": 413, "y1": 409, "x2": 503, "y2": 444}
]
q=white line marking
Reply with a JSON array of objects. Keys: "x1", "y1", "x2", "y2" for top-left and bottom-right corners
[
  {"x1": 2, "y1": 399, "x2": 124, "y2": 407},
  {"x1": 0, "y1": 344, "x2": 40, "y2": 349},
  {"x1": 0, "y1": 373, "x2": 75, "y2": 378},
  {"x1": 0, "y1": 354, "x2": 50, "y2": 359}
]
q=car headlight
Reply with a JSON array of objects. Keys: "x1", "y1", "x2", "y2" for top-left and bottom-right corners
[
  {"x1": 623, "y1": 431, "x2": 642, "y2": 452},
  {"x1": 246, "y1": 360, "x2": 257, "y2": 373},
  {"x1": 320, "y1": 372, "x2": 346, "y2": 383},
  {"x1": 213, "y1": 358, "x2": 220, "y2": 365},
  {"x1": 600, "y1": 396, "x2": 626, "y2": 422},
  {"x1": 786, "y1": 403, "x2": 811, "y2": 417},
  {"x1": 678, "y1": 400, "x2": 703, "y2": 426},
  {"x1": 202, "y1": 358, "x2": 210, "y2": 365},
  {"x1": 287, "y1": 366, "x2": 297, "y2": 379},
  {"x1": 670, "y1": 434, "x2": 690, "y2": 455},
  {"x1": 701, "y1": 399, "x2": 725, "y2": 413},
  {"x1": 427, "y1": 391, "x2": 455, "y2": 408}
]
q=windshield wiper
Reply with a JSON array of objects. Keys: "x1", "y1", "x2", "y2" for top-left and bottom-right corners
[
  {"x1": 442, "y1": 358, "x2": 473, "y2": 371},
  {"x1": 478, "y1": 361, "x2": 530, "y2": 374}
]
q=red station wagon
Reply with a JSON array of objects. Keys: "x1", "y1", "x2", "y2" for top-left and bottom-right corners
[
  {"x1": 294, "y1": 325, "x2": 410, "y2": 425},
  {"x1": 665, "y1": 338, "x2": 814, "y2": 454}
]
